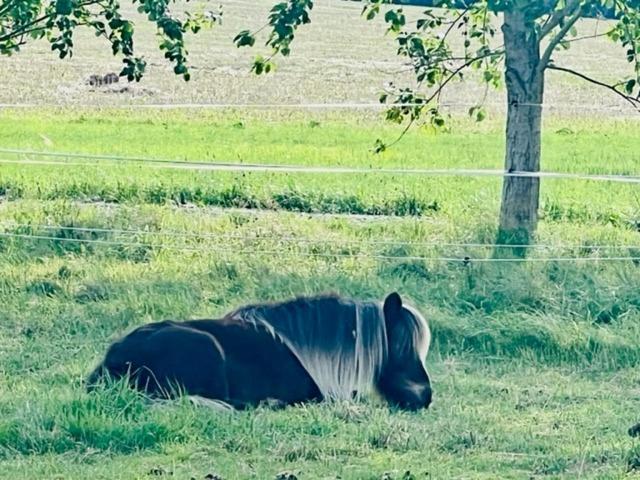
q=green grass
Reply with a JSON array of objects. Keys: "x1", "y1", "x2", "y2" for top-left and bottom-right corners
[
  {"x1": 3, "y1": 109, "x2": 640, "y2": 173},
  {"x1": 2, "y1": 110, "x2": 640, "y2": 225},
  {"x1": 3, "y1": 2, "x2": 640, "y2": 477},
  {"x1": 2, "y1": 194, "x2": 640, "y2": 478},
  {"x1": 3, "y1": 362, "x2": 640, "y2": 480},
  {"x1": 2, "y1": 113, "x2": 640, "y2": 477}
]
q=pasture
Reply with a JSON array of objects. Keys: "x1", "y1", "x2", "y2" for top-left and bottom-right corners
[{"x1": 2, "y1": 1, "x2": 640, "y2": 478}]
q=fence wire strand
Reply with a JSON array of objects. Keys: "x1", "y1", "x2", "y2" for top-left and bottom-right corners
[
  {"x1": 2, "y1": 148, "x2": 640, "y2": 183},
  {"x1": 1, "y1": 231, "x2": 640, "y2": 263},
  {"x1": 0, "y1": 102, "x2": 636, "y2": 112},
  {"x1": 1, "y1": 222, "x2": 639, "y2": 251}
]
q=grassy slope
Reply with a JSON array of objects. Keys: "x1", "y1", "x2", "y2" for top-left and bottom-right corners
[
  {"x1": 3, "y1": 1, "x2": 640, "y2": 478},
  {"x1": 2, "y1": 112, "x2": 640, "y2": 480},
  {"x1": 3, "y1": 110, "x2": 640, "y2": 173},
  {"x1": 2, "y1": 363, "x2": 639, "y2": 480},
  {"x1": 1, "y1": 110, "x2": 640, "y2": 224},
  {"x1": 2, "y1": 198, "x2": 640, "y2": 478}
]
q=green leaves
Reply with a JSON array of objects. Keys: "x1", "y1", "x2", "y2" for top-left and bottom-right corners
[
  {"x1": 252, "y1": 55, "x2": 275, "y2": 75},
  {"x1": 361, "y1": 1, "x2": 504, "y2": 149},
  {"x1": 373, "y1": 138, "x2": 387, "y2": 154},
  {"x1": 265, "y1": 0, "x2": 313, "y2": 56},
  {"x1": 234, "y1": 0, "x2": 313, "y2": 75},
  {"x1": 120, "y1": 56, "x2": 146, "y2": 82},
  {"x1": 54, "y1": 0, "x2": 73, "y2": 16},
  {"x1": 468, "y1": 105, "x2": 487, "y2": 122},
  {"x1": 361, "y1": 0, "x2": 386, "y2": 21},
  {"x1": 605, "y1": 1, "x2": 640, "y2": 101},
  {"x1": 416, "y1": 10, "x2": 443, "y2": 31},
  {"x1": 1, "y1": 0, "x2": 221, "y2": 81},
  {"x1": 622, "y1": 78, "x2": 637, "y2": 94},
  {"x1": 234, "y1": 30, "x2": 256, "y2": 48},
  {"x1": 384, "y1": 8, "x2": 406, "y2": 34}
]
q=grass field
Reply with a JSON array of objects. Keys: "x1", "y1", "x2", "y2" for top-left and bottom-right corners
[{"x1": 3, "y1": 1, "x2": 640, "y2": 478}]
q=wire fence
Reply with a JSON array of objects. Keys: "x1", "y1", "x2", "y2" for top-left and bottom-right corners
[
  {"x1": 0, "y1": 222, "x2": 640, "y2": 265},
  {"x1": 1, "y1": 93, "x2": 638, "y2": 265},
  {"x1": 3, "y1": 221, "x2": 638, "y2": 250},
  {"x1": 2, "y1": 147, "x2": 640, "y2": 183},
  {"x1": 3, "y1": 231, "x2": 640, "y2": 263},
  {"x1": 0, "y1": 101, "x2": 636, "y2": 112}
]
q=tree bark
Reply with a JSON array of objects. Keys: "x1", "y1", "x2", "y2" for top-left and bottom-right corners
[{"x1": 497, "y1": 8, "x2": 544, "y2": 254}]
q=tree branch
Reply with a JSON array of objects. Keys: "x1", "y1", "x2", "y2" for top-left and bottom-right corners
[
  {"x1": 437, "y1": 6, "x2": 469, "y2": 50},
  {"x1": 539, "y1": 4, "x2": 583, "y2": 73},
  {"x1": 563, "y1": 30, "x2": 611, "y2": 44},
  {"x1": 0, "y1": 13, "x2": 50, "y2": 43},
  {"x1": 539, "y1": 0, "x2": 581, "y2": 39},
  {"x1": 12, "y1": 26, "x2": 48, "y2": 45},
  {"x1": 0, "y1": 0, "x2": 17, "y2": 18},
  {"x1": 547, "y1": 64, "x2": 640, "y2": 111},
  {"x1": 380, "y1": 49, "x2": 505, "y2": 149},
  {"x1": 0, "y1": 0, "x2": 104, "y2": 44},
  {"x1": 425, "y1": 50, "x2": 504, "y2": 103},
  {"x1": 376, "y1": 117, "x2": 416, "y2": 152}
]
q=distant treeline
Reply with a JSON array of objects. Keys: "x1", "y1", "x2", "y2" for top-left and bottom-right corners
[{"x1": 342, "y1": 1, "x2": 623, "y2": 20}]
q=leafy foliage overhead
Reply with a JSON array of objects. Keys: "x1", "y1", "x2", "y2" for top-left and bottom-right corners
[
  {"x1": 0, "y1": 0, "x2": 221, "y2": 80},
  {"x1": 235, "y1": 0, "x2": 640, "y2": 150}
]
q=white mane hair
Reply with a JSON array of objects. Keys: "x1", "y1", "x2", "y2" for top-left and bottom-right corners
[
  {"x1": 230, "y1": 295, "x2": 390, "y2": 401},
  {"x1": 403, "y1": 304, "x2": 432, "y2": 368}
]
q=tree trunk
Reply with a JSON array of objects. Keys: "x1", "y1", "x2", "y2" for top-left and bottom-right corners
[{"x1": 497, "y1": 9, "x2": 544, "y2": 255}]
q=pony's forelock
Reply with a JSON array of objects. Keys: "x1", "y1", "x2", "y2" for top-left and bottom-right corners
[{"x1": 404, "y1": 303, "x2": 431, "y2": 366}]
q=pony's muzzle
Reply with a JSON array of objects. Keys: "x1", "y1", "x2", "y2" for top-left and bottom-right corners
[
  {"x1": 400, "y1": 384, "x2": 432, "y2": 411},
  {"x1": 423, "y1": 386, "x2": 432, "y2": 409}
]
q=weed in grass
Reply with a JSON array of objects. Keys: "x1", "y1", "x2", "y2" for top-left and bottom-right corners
[
  {"x1": 25, "y1": 279, "x2": 64, "y2": 298},
  {"x1": 74, "y1": 283, "x2": 111, "y2": 304}
]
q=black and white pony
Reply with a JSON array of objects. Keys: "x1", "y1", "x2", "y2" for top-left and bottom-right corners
[{"x1": 88, "y1": 292, "x2": 433, "y2": 411}]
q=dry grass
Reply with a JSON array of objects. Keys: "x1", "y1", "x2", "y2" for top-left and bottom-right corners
[{"x1": 0, "y1": 0, "x2": 637, "y2": 118}]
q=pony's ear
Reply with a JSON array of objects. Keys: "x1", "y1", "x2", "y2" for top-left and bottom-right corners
[{"x1": 383, "y1": 292, "x2": 403, "y2": 319}]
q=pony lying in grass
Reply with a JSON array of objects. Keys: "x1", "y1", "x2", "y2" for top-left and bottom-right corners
[{"x1": 88, "y1": 292, "x2": 432, "y2": 411}]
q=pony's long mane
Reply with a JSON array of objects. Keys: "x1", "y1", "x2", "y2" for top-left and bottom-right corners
[{"x1": 228, "y1": 294, "x2": 388, "y2": 401}]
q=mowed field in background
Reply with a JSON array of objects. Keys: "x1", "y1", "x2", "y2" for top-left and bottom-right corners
[{"x1": 2, "y1": 1, "x2": 640, "y2": 479}]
